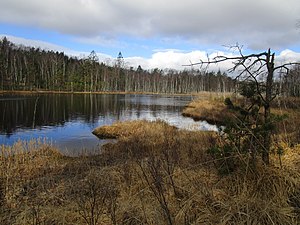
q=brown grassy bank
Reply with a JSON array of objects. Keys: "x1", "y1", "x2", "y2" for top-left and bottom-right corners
[
  {"x1": 182, "y1": 92, "x2": 236, "y2": 125},
  {"x1": 1, "y1": 119, "x2": 300, "y2": 224},
  {"x1": 182, "y1": 95, "x2": 300, "y2": 143},
  {"x1": 182, "y1": 99, "x2": 229, "y2": 125}
]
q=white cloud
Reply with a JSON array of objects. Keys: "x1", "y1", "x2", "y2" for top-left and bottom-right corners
[
  {"x1": 129, "y1": 48, "x2": 300, "y2": 72},
  {"x1": 1, "y1": 35, "x2": 69, "y2": 52},
  {"x1": 1, "y1": 35, "x2": 113, "y2": 61},
  {"x1": 277, "y1": 49, "x2": 300, "y2": 64},
  {"x1": 0, "y1": 0, "x2": 300, "y2": 51}
]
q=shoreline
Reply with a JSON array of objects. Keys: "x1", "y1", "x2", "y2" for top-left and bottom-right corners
[
  {"x1": 0, "y1": 89, "x2": 193, "y2": 96},
  {"x1": 0, "y1": 89, "x2": 232, "y2": 97},
  {"x1": 1, "y1": 95, "x2": 300, "y2": 224}
]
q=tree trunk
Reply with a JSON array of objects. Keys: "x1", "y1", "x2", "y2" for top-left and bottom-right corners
[
  {"x1": 263, "y1": 104, "x2": 271, "y2": 164},
  {"x1": 262, "y1": 49, "x2": 275, "y2": 165}
]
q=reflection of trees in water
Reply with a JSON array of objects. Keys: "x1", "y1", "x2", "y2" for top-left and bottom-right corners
[
  {"x1": 0, "y1": 94, "x2": 124, "y2": 134},
  {"x1": 0, "y1": 94, "x2": 187, "y2": 135}
]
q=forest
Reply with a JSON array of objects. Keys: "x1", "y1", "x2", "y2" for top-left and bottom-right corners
[
  {"x1": 0, "y1": 36, "x2": 242, "y2": 94},
  {"x1": 1, "y1": 37, "x2": 300, "y2": 96}
]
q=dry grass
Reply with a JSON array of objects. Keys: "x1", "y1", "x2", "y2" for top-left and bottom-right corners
[
  {"x1": 95, "y1": 120, "x2": 215, "y2": 168},
  {"x1": 183, "y1": 95, "x2": 300, "y2": 143},
  {"x1": 182, "y1": 97, "x2": 234, "y2": 125},
  {"x1": 92, "y1": 119, "x2": 177, "y2": 139},
  {"x1": 0, "y1": 139, "x2": 72, "y2": 224},
  {"x1": 1, "y1": 116, "x2": 300, "y2": 224}
]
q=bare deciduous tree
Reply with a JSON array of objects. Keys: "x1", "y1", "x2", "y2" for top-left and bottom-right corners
[{"x1": 187, "y1": 45, "x2": 300, "y2": 164}]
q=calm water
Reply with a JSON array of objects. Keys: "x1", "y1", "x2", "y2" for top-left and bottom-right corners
[{"x1": 0, "y1": 93, "x2": 217, "y2": 154}]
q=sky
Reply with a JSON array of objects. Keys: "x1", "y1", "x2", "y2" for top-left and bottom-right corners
[{"x1": 0, "y1": 0, "x2": 300, "y2": 71}]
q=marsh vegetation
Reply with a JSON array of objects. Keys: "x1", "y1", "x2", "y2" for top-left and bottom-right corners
[{"x1": 1, "y1": 94, "x2": 300, "y2": 224}]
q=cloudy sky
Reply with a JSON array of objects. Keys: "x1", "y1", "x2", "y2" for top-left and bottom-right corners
[{"x1": 1, "y1": 0, "x2": 300, "y2": 70}]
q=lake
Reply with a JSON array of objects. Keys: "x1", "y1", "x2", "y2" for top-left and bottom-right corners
[{"x1": 0, "y1": 93, "x2": 217, "y2": 155}]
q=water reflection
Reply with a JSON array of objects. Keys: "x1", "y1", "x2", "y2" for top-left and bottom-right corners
[
  {"x1": 0, "y1": 94, "x2": 185, "y2": 134},
  {"x1": 0, "y1": 93, "x2": 214, "y2": 154}
]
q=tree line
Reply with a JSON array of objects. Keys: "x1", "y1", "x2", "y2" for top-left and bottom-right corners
[
  {"x1": 1, "y1": 37, "x2": 300, "y2": 95},
  {"x1": 281, "y1": 64, "x2": 300, "y2": 97},
  {"x1": 0, "y1": 37, "x2": 236, "y2": 93}
]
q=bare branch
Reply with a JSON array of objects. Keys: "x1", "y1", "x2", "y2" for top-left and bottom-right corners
[
  {"x1": 183, "y1": 45, "x2": 300, "y2": 165},
  {"x1": 274, "y1": 62, "x2": 300, "y2": 71}
]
